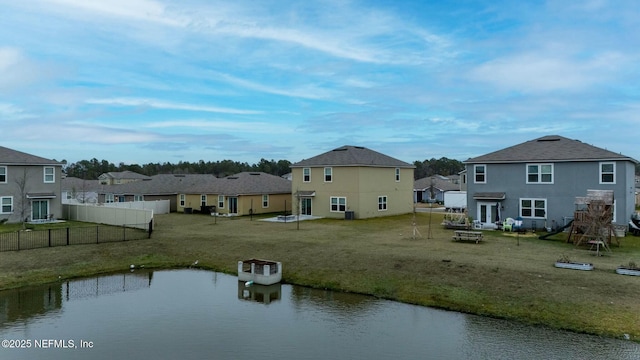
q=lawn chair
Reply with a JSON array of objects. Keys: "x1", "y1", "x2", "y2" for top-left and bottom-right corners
[{"x1": 502, "y1": 217, "x2": 515, "y2": 232}]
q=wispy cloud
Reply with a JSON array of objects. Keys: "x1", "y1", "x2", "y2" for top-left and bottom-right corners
[{"x1": 86, "y1": 97, "x2": 262, "y2": 115}]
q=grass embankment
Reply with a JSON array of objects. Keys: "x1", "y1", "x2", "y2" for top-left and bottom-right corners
[{"x1": 1, "y1": 212, "x2": 639, "y2": 341}]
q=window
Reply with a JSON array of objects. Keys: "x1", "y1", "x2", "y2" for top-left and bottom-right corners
[
  {"x1": 378, "y1": 196, "x2": 387, "y2": 211},
  {"x1": 134, "y1": 195, "x2": 144, "y2": 201},
  {"x1": 330, "y1": 196, "x2": 346, "y2": 212},
  {"x1": 600, "y1": 162, "x2": 615, "y2": 184},
  {"x1": 303, "y1": 168, "x2": 311, "y2": 182},
  {"x1": 0, "y1": 166, "x2": 6, "y2": 183},
  {"x1": 474, "y1": 165, "x2": 486, "y2": 183},
  {"x1": 105, "y1": 194, "x2": 114, "y2": 203},
  {"x1": 44, "y1": 167, "x2": 55, "y2": 183},
  {"x1": 218, "y1": 195, "x2": 225, "y2": 209},
  {"x1": 179, "y1": 194, "x2": 185, "y2": 207},
  {"x1": 201, "y1": 195, "x2": 207, "y2": 203},
  {"x1": 324, "y1": 167, "x2": 332, "y2": 182},
  {"x1": 262, "y1": 194, "x2": 269, "y2": 208},
  {"x1": 395, "y1": 168, "x2": 400, "y2": 182},
  {"x1": 520, "y1": 198, "x2": 546, "y2": 218},
  {"x1": 1, "y1": 196, "x2": 13, "y2": 213},
  {"x1": 527, "y1": 164, "x2": 553, "y2": 184}
]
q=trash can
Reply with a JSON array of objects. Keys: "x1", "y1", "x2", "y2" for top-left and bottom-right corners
[
  {"x1": 184, "y1": 207, "x2": 192, "y2": 214},
  {"x1": 345, "y1": 211, "x2": 355, "y2": 220}
]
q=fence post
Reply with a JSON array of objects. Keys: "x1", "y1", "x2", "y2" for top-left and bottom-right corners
[
  {"x1": 66, "y1": 227, "x2": 70, "y2": 246},
  {"x1": 123, "y1": 225, "x2": 126, "y2": 241},
  {"x1": 96, "y1": 226, "x2": 99, "y2": 244},
  {"x1": 17, "y1": 230, "x2": 20, "y2": 251},
  {"x1": 148, "y1": 219, "x2": 153, "y2": 238},
  {"x1": 49, "y1": 229, "x2": 52, "y2": 247}
]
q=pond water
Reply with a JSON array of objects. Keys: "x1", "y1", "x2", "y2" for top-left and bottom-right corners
[{"x1": 0, "y1": 269, "x2": 637, "y2": 360}]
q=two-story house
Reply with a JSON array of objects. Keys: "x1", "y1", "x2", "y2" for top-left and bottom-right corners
[
  {"x1": 290, "y1": 145, "x2": 415, "y2": 219},
  {"x1": 0, "y1": 146, "x2": 64, "y2": 223},
  {"x1": 464, "y1": 135, "x2": 638, "y2": 230}
]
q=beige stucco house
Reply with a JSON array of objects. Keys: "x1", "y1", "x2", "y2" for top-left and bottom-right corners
[
  {"x1": 0, "y1": 146, "x2": 63, "y2": 223},
  {"x1": 176, "y1": 172, "x2": 292, "y2": 216},
  {"x1": 290, "y1": 145, "x2": 415, "y2": 219}
]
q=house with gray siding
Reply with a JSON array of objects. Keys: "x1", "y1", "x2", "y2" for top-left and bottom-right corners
[
  {"x1": 464, "y1": 135, "x2": 638, "y2": 230},
  {"x1": 0, "y1": 146, "x2": 64, "y2": 223}
]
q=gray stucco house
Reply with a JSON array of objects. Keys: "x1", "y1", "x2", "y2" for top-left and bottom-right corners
[
  {"x1": 0, "y1": 146, "x2": 64, "y2": 223},
  {"x1": 464, "y1": 135, "x2": 638, "y2": 230}
]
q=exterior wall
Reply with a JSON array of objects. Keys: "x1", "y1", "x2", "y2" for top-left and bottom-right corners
[
  {"x1": 177, "y1": 193, "x2": 291, "y2": 216},
  {"x1": 0, "y1": 165, "x2": 62, "y2": 223},
  {"x1": 466, "y1": 160, "x2": 636, "y2": 229},
  {"x1": 291, "y1": 166, "x2": 414, "y2": 219}
]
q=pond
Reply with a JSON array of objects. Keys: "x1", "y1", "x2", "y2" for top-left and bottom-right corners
[{"x1": 0, "y1": 269, "x2": 638, "y2": 359}]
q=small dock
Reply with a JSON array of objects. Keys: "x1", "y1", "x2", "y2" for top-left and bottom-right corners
[{"x1": 238, "y1": 259, "x2": 282, "y2": 285}]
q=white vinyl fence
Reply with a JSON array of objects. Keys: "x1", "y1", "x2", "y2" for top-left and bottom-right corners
[
  {"x1": 101, "y1": 200, "x2": 170, "y2": 214},
  {"x1": 62, "y1": 204, "x2": 154, "y2": 230}
]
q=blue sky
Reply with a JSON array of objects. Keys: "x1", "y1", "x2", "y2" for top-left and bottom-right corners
[{"x1": 1, "y1": 0, "x2": 638, "y2": 166}]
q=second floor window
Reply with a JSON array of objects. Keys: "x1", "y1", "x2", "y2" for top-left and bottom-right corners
[
  {"x1": 44, "y1": 167, "x2": 55, "y2": 183},
  {"x1": 395, "y1": 168, "x2": 400, "y2": 182},
  {"x1": 0, "y1": 166, "x2": 6, "y2": 183},
  {"x1": 324, "y1": 167, "x2": 332, "y2": 182},
  {"x1": 474, "y1": 165, "x2": 486, "y2": 183},
  {"x1": 600, "y1": 162, "x2": 615, "y2": 184},
  {"x1": 303, "y1": 168, "x2": 311, "y2": 182},
  {"x1": 527, "y1": 164, "x2": 553, "y2": 184}
]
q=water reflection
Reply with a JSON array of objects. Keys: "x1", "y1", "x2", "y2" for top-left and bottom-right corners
[
  {"x1": 0, "y1": 270, "x2": 637, "y2": 360},
  {"x1": 237, "y1": 282, "x2": 281, "y2": 304},
  {"x1": 0, "y1": 271, "x2": 152, "y2": 329}
]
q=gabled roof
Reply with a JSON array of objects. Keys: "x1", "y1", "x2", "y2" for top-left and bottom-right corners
[
  {"x1": 96, "y1": 172, "x2": 291, "y2": 196},
  {"x1": 414, "y1": 176, "x2": 459, "y2": 192},
  {"x1": 61, "y1": 177, "x2": 102, "y2": 191},
  {"x1": 291, "y1": 145, "x2": 414, "y2": 168},
  {"x1": 98, "y1": 171, "x2": 151, "y2": 180},
  {"x1": 213, "y1": 172, "x2": 291, "y2": 196},
  {"x1": 0, "y1": 146, "x2": 62, "y2": 166},
  {"x1": 465, "y1": 135, "x2": 638, "y2": 164}
]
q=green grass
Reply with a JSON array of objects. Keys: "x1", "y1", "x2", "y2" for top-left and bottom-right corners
[{"x1": 1, "y1": 212, "x2": 639, "y2": 341}]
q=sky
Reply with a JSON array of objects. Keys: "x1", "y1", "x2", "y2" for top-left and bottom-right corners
[{"x1": 1, "y1": 0, "x2": 639, "y2": 166}]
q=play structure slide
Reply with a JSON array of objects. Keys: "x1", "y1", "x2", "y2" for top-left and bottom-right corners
[{"x1": 538, "y1": 219, "x2": 574, "y2": 240}]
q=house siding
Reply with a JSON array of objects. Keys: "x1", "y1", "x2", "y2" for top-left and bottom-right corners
[
  {"x1": 0, "y1": 164, "x2": 63, "y2": 223},
  {"x1": 466, "y1": 160, "x2": 636, "y2": 229},
  {"x1": 291, "y1": 166, "x2": 413, "y2": 219}
]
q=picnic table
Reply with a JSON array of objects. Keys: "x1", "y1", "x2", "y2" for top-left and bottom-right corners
[{"x1": 452, "y1": 230, "x2": 484, "y2": 243}]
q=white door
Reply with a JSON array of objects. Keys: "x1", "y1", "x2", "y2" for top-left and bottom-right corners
[{"x1": 477, "y1": 202, "x2": 497, "y2": 227}]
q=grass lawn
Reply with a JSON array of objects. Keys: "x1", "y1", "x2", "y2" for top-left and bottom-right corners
[{"x1": 1, "y1": 212, "x2": 639, "y2": 341}]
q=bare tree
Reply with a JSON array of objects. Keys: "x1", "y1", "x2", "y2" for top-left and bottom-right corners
[{"x1": 14, "y1": 168, "x2": 30, "y2": 229}]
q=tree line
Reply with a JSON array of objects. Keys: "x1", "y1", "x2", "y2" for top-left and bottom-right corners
[{"x1": 63, "y1": 157, "x2": 466, "y2": 180}]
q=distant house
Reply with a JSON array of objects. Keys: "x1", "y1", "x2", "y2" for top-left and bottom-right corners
[
  {"x1": 0, "y1": 146, "x2": 64, "y2": 223},
  {"x1": 290, "y1": 145, "x2": 415, "y2": 219},
  {"x1": 61, "y1": 176, "x2": 100, "y2": 204},
  {"x1": 177, "y1": 172, "x2": 292, "y2": 216},
  {"x1": 414, "y1": 175, "x2": 461, "y2": 203},
  {"x1": 464, "y1": 135, "x2": 639, "y2": 230},
  {"x1": 97, "y1": 174, "x2": 213, "y2": 212},
  {"x1": 98, "y1": 171, "x2": 150, "y2": 185}
]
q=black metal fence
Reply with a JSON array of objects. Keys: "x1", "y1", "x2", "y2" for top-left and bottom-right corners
[{"x1": 0, "y1": 222, "x2": 152, "y2": 252}]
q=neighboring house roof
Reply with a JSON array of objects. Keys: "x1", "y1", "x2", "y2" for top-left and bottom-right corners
[
  {"x1": 97, "y1": 172, "x2": 291, "y2": 196},
  {"x1": 98, "y1": 171, "x2": 151, "y2": 181},
  {"x1": 0, "y1": 146, "x2": 63, "y2": 166},
  {"x1": 100, "y1": 174, "x2": 217, "y2": 196},
  {"x1": 291, "y1": 145, "x2": 414, "y2": 168},
  {"x1": 214, "y1": 172, "x2": 292, "y2": 196},
  {"x1": 414, "y1": 176, "x2": 459, "y2": 192},
  {"x1": 61, "y1": 177, "x2": 102, "y2": 192},
  {"x1": 464, "y1": 135, "x2": 639, "y2": 164}
]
